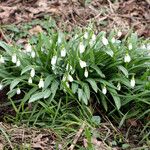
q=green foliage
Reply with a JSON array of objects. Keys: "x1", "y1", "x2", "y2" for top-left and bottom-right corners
[{"x1": 0, "y1": 27, "x2": 150, "y2": 133}]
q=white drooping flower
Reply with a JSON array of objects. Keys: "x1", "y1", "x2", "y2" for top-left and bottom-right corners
[
  {"x1": 16, "y1": 59, "x2": 21, "y2": 67},
  {"x1": 0, "y1": 55, "x2": 5, "y2": 64},
  {"x1": 130, "y1": 76, "x2": 135, "y2": 88},
  {"x1": 51, "y1": 55, "x2": 57, "y2": 66},
  {"x1": 16, "y1": 88, "x2": 21, "y2": 95},
  {"x1": 117, "y1": 31, "x2": 122, "y2": 37},
  {"x1": 84, "y1": 32, "x2": 88, "y2": 39},
  {"x1": 111, "y1": 37, "x2": 116, "y2": 43},
  {"x1": 91, "y1": 34, "x2": 96, "y2": 42},
  {"x1": 25, "y1": 44, "x2": 32, "y2": 52},
  {"x1": 0, "y1": 83, "x2": 3, "y2": 90},
  {"x1": 102, "y1": 37, "x2": 109, "y2": 46},
  {"x1": 66, "y1": 82, "x2": 70, "y2": 88},
  {"x1": 31, "y1": 51, "x2": 36, "y2": 58},
  {"x1": 117, "y1": 82, "x2": 121, "y2": 91},
  {"x1": 61, "y1": 48, "x2": 66, "y2": 57},
  {"x1": 66, "y1": 64, "x2": 73, "y2": 71},
  {"x1": 57, "y1": 35, "x2": 62, "y2": 44},
  {"x1": 12, "y1": 53, "x2": 17, "y2": 63},
  {"x1": 79, "y1": 60, "x2": 86, "y2": 68},
  {"x1": 84, "y1": 68, "x2": 88, "y2": 78},
  {"x1": 68, "y1": 74, "x2": 73, "y2": 82},
  {"x1": 141, "y1": 44, "x2": 146, "y2": 49},
  {"x1": 128, "y1": 43, "x2": 132, "y2": 50},
  {"x1": 147, "y1": 44, "x2": 150, "y2": 50},
  {"x1": 38, "y1": 78, "x2": 44, "y2": 89},
  {"x1": 30, "y1": 68, "x2": 35, "y2": 77},
  {"x1": 124, "y1": 53, "x2": 131, "y2": 63},
  {"x1": 102, "y1": 86, "x2": 107, "y2": 95},
  {"x1": 28, "y1": 77, "x2": 32, "y2": 84},
  {"x1": 79, "y1": 42, "x2": 85, "y2": 53}
]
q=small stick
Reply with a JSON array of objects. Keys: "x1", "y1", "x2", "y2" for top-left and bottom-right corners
[{"x1": 68, "y1": 123, "x2": 85, "y2": 150}]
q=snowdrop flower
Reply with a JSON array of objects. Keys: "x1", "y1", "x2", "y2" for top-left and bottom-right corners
[
  {"x1": 102, "y1": 86, "x2": 107, "y2": 95},
  {"x1": 25, "y1": 44, "x2": 32, "y2": 52},
  {"x1": 28, "y1": 77, "x2": 32, "y2": 84},
  {"x1": 102, "y1": 36, "x2": 109, "y2": 46},
  {"x1": 147, "y1": 44, "x2": 150, "y2": 50},
  {"x1": 62, "y1": 75, "x2": 66, "y2": 82},
  {"x1": 111, "y1": 37, "x2": 116, "y2": 43},
  {"x1": 117, "y1": 31, "x2": 122, "y2": 37},
  {"x1": 128, "y1": 43, "x2": 132, "y2": 50},
  {"x1": 79, "y1": 60, "x2": 86, "y2": 68},
  {"x1": 0, "y1": 83, "x2": 3, "y2": 90},
  {"x1": 124, "y1": 53, "x2": 131, "y2": 63},
  {"x1": 57, "y1": 35, "x2": 62, "y2": 44},
  {"x1": 66, "y1": 82, "x2": 70, "y2": 88},
  {"x1": 0, "y1": 55, "x2": 5, "y2": 64},
  {"x1": 16, "y1": 59, "x2": 21, "y2": 67},
  {"x1": 16, "y1": 88, "x2": 21, "y2": 95},
  {"x1": 68, "y1": 74, "x2": 73, "y2": 82},
  {"x1": 66, "y1": 64, "x2": 73, "y2": 71},
  {"x1": 91, "y1": 34, "x2": 96, "y2": 41},
  {"x1": 30, "y1": 68, "x2": 35, "y2": 78},
  {"x1": 79, "y1": 42, "x2": 85, "y2": 53},
  {"x1": 84, "y1": 32, "x2": 88, "y2": 39},
  {"x1": 130, "y1": 76, "x2": 135, "y2": 88},
  {"x1": 51, "y1": 55, "x2": 57, "y2": 66},
  {"x1": 38, "y1": 78, "x2": 44, "y2": 89},
  {"x1": 31, "y1": 51, "x2": 36, "y2": 58},
  {"x1": 117, "y1": 82, "x2": 121, "y2": 91},
  {"x1": 12, "y1": 53, "x2": 17, "y2": 63},
  {"x1": 61, "y1": 48, "x2": 66, "y2": 57},
  {"x1": 84, "y1": 68, "x2": 88, "y2": 78},
  {"x1": 141, "y1": 44, "x2": 146, "y2": 49}
]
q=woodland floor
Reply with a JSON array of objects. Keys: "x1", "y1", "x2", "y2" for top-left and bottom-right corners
[{"x1": 0, "y1": 0, "x2": 150, "y2": 149}]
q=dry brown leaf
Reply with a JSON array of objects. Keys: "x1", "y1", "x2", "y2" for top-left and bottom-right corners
[
  {"x1": 29, "y1": 25, "x2": 43, "y2": 35},
  {"x1": 0, "y1": 143, "x2": 3, "y2": 150}
]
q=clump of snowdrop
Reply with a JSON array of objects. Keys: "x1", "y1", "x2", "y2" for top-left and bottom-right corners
[
  {"x1": 38, "y1": 78, "x2": 44, "y2": 89},
  {"x1": 12, "y1": 53, "x2": 17, "y2": 63},
  {"x1": 102, "y1": 36, "x2": 109, "y2": 46},
  {"x1": 30, "y1": 68, "x2": 35, "y2": 78},
  {"x1": 102, "y1": 86, "x2": 107, "y2": 95},
  {"x1": 79, "y1": 60, "x2": 86, "y2": 68},
  {"x1": 79, "y1": 42, "x2": 85, "y2": 54},
  {"x1": 0, "y1": 55, "x2": 5, "y2": 64},
  {"x1": 84, "y1": 68, "x2": 88, "y2": 78},
  {"x1": 61, "y1": 48, "x2": 66, "y2": 57},
  {"x1": 124, "y1": 53, "x2": 131, "y2": 63},
  {"x1": 130, "y1": 76, "x2": 135, "y2": 88},
  {"x1": 16, "y1": 87, "x2": 21, "y2": 95}
]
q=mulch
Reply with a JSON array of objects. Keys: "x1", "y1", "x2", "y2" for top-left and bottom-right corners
[{"x1": 0, "y1": 0, "x2": 150, "y2": 37}]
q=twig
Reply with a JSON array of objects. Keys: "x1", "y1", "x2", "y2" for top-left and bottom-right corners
[
  {"x1": 0, "y1": 29, "x2": 11, "y2": 44},
  {"x1": 68, "y1": 123, "x2": 85, "y2": 150}
]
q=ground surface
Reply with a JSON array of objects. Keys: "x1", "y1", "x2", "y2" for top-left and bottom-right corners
[{"x1": 0, "y1": 0, "x2": 150, "y2": 150}]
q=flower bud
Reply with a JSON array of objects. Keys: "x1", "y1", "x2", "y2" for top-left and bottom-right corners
[
  {"x1": 102, "y1": 86, "x2": 107, "y2": 95},
  {"x1": 102, "y1": 37, "x2": 108, "y2": 46},
  {"x1": 61, "y1": 48, "x2": 66, "y2": 57},
  {"x1": 30, "y1": 68, "x2": 35, "y2": 77},
  {"x1": 0, "y1": 55, "x2": 5, "y2": 64},
  {"x1": 79, "y1": 60, "x2": 86, "y2": 68},
  {"x1": 16, "y1": 59, "x2": 21, "y2": 67},
  {"x1": 16, "y1": 88, "x2": 21, "y2": 95},
  {"x1": 12, "y1": 54, "x2": 17, "y2": 63},
  {"x1": 130, "y1": 76, "x2": 135, "y2": 88},
  {"x1": 84, "y1": 68, "x2": 88, "y2": 78},
  {"x1": 79, "y1": 42, "x2": 85, "y2": 53},
  {"x1": 124, "y1": 53, "x2": 131, "y2": 63},
  {"x1": 51, "y1": 56, "x2": 57, "y2": 65},
  {"x1": 38, "y1": 78, "x2": 44, "y2": 89},
  {"x1": 28, "y1": 77, "x2": 32, "y2": 84}
]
